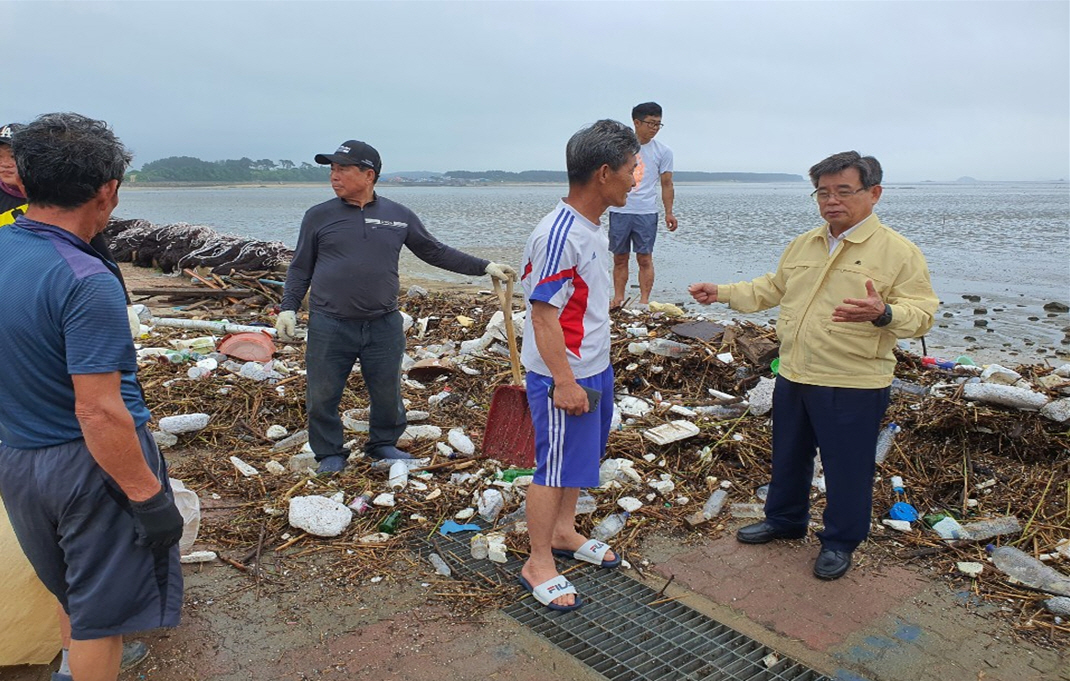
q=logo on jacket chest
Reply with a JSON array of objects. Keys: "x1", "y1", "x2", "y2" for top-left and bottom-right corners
[{"x1": 365, "y1": 218, "x2": 408, "y2": 229}]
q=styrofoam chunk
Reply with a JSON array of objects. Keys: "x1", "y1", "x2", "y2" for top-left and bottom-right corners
[
  {"x1": 158, "y1": 413, "x2": 210, "y2": 434},
  {"x1": 963, "y1": 383, "x2": 1050, "y2": 410},
  {"x1": 288, "y1": 496, "x2": 353, "y2": 537},
  {"x1": 448, "y1": 428, "x2": 476, "y2": 455},
  {"x1": 229, "y1": 456, "x2": 259, "y2": 477}
]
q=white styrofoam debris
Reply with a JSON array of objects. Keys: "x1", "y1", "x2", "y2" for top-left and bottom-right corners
[
  {"x1": 455, "y1": 507, "x2": 476, "y2": 520},
  {"x1": 642, "y1": 420, "x2": 701, "y2": 445},
  {"x1": 746, "y1": 377, "x2": 776, "y2": 416},
  {"x1": 158, "y1": 413, "x2": 210, "y2": 434},
  {"x1": 448, "y1": 428, "x2": 476, "y2": 455},
  {"x1": 963, "y1": 382, "x2": 1050, "y2": 410},
  {"x1": 288, "y1": 452, "x2": 317, "y2": 473},
  {"x1": 618, "y1": 396, "x2": 653, "y2": 418},
  {"x1": 288, "y1": 496, "x2": 353, "y2": 537},
  {"x1": 649, "y1": 479, "x2": 676, "y2": 496},
  {"x1": 406, "y1": 410, "x2": 430, "y2": 422},
  {"x1": 1054, "y1": 364, "x2": 1070, "y2": 378},
  {"x1": 372, "y1": 492, "x2": 395, "y2": 507},
  {"x1": 229, "y1": 456, "x2": 259, "y2": 477},
  {"x1": 618, "y1": 496, "x2": 643, "y2": 513},
  {"x1": 180, "y1": 551, "x2": 218, "y2": 564},
  {"x1": 882, "y1": 519, "x2": 912, "y2": 532},
  {"x1": 399, "y1": 425, "x2": 443, "y2": 446},
  {"x1": 1045, "y1": 597, "x2": 1070, "y2": 616},
  {"x1": 152, "y1": 431, "x2": 178, "y2": 449},
  {"x1": 264, "y1": 460, "x2": 286, "y2": 475},
  {"x1": 716, "y1": 352, "x2": 734, "y2": 364},
  {"x1": 980, "y1": 364, "x2": 1022, "y2": 385},
  {"x1": 265, "y1": 425, "x2": 288, "y2": 440},
  {"x1": 957, "y1": 562, "x2": 984, "y2": 577},
  {"x1": 359, "y1": 532, "x2": 391, "y2": 544},
  {"x1": 1040, "y1": 397, "x2": 1070, "y2": 423}
]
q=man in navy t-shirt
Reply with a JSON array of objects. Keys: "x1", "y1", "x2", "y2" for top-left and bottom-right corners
[{"x1": 0, "y1": 113, "x2": 184, "y2": 681}]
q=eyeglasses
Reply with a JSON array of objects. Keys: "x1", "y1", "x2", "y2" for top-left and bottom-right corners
[
  {"x1": 810, "y1": 187, "x2": 870, "y2": 203},
  {"x1": 640, "y1": 119, "x2": 665, "y2": 129}
]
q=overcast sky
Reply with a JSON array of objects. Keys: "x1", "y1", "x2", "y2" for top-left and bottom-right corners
[{"x1": 7, "y1": 1, "x2": 1068, "y2": 181}]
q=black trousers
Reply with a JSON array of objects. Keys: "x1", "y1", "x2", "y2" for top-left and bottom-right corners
[{"x1": 763, "y1": 375, "x2": 890, "y2": 552}]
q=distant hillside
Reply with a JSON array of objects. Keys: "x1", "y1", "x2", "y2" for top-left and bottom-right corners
[
  {"x1": 444, "y1": 170, "x2": 566, "y2": 183},
  {"x1": 673, "y1": 171, "x2": 804, "y2": 183},
  {"x1": 125, "y1": 156, "x2": 804, "y2": 184},
  {"x1": 127, "y1": 156, "x2": 328, "y2": 183}
]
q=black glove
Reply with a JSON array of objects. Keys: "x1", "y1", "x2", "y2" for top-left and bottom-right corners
[{"x1": 130, "y1": 488, "x2": 184, "y2": 550}]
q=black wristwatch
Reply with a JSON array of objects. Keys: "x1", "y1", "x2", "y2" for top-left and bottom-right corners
[{"x1": 872, "y1": 304, "x2": 892, "y2": 328}]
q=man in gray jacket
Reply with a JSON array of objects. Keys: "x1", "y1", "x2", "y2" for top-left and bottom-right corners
[{"x1": 277, "y1": 140, "x2": 515, "y2": 474}]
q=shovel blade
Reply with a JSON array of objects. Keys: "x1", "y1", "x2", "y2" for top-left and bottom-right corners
[{"x1": 483, "y1": 385, "x2": 535, "y2": 468}]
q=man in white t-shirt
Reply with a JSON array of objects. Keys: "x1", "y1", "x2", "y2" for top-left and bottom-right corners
[
  {"x1": 517, "y1": 119, "x2": 639, "y2": 612},
  {"x1": 608, "y1": 101, "x2": 677, "y2": 309}
]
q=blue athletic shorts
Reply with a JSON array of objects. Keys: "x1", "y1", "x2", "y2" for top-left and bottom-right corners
[
  {"x1": 526, "y1": 365, "x2": 614, "y2": 488},
  {"x1": 0, "y1": 425, "x2": 183, "y2": 640},
  {"x1": 609, "y1": 213, "x2": 659, "y2": 255}
]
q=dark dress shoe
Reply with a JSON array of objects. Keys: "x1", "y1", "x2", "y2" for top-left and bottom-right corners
[
  {"x1": 736, "y1": 521, "x2": 807, "y2": 544},
  {"x1": 316, "y1": 455, "x2": 347, "y2": 475},
  {"x1": 366, "y1": 446, "x2": 414, "y2": 461},
  {"x1": 813, "y1": 549, "x2": 852, "y2": 580}
]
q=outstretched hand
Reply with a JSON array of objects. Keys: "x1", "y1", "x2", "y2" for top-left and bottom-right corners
[
  {"x1": 485, "y1": 262, "x2": 518, "y2": 282},
  {"x1": 832, "y1": 280, "x2": 885, "y2": 323},
  {"x1": 688, "y1": 282, "x2": 718, "y2": 304}
]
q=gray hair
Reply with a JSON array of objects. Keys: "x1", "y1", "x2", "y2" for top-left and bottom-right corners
[
  {"x1": 13, "y1": 112, "x2": 132, "y2": 209},
  {"x1": 808, "y1": 151, "x2": 883, "y2": 188},
  {"x1": 566, "y1": 119, "x2": 640, "y2": 185}
]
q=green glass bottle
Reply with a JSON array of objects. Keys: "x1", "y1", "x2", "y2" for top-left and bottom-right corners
[
  {"x1": 499, "y1": 468, "x2": 535, "y2": 483},
  {"x1": 378, "y1": 510, "x2": 402, "y2": 534}
]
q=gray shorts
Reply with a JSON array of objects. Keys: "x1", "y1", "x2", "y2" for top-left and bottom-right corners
[
  {"x1": 0, "y1": 425, "x2": 183, "y2": 640},
  {"x1": 609, "y1": 212, "x2": 659, "y2": 255}
]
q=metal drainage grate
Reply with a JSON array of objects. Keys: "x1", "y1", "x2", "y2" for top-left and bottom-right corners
[{"x1": 425, "y1": 528, "x2": 832, "y2": 681}]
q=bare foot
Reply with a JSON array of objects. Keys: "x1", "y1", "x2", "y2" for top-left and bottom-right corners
[
  {"x1": 521, "y1": 558, "x2": 575, "y2": 608},
  {"x1": 610, "y1": 297, "x2": 624, "y2": 311},
  {"x1": 552, "y1": 530, "x2": 617, "y2": 564}
]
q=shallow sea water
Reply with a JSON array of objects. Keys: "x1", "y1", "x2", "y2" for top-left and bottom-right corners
[{"x1": 116, "y1": 182, "x2": 1070, "y2": 365}]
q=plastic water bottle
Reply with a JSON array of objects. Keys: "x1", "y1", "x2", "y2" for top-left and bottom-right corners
[
  {"x1": 647, "y1": 338, "x2": 692, "y2": 358},
  {"x1": 497, "y1": 501, "x2": 527, "y2": 527},
  {"x1": 702, "y1": 490, "x2": 728, "y2": 520},
  {"x1": 960, "y1": 516, "x2": 1021, "y2": 542},
  {"x1": 592, "y1": 511, "x2": 630, "y2": 541},
  {"x1": 575, "y1": 491, "x2": 598, "y2": 515},
  {"x1": 427, "y1": 552, "x2": 452, "y2": 577},
  {"x1": 874, "y1": 423, "x2": 901, "y2": 464},
  {"x1": 891, "y1": 378, "x2": 928, "y2": 397},
  {"x1": 470, "y1": 533, "x2": 489, "y2": 560},
  {"x1": 388, "y1": 460, "x2": 408, "y2": 490},
  {"x1": 478, "y1": 489, "x2": 504, "y2": 523},
  {"x1": 988, "y1": 545, "x2": 1070, "y2": 596}
]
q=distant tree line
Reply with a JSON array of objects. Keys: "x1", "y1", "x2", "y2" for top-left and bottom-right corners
[
  {"x1": 444, "y1": 170, "x2": 804, "y2": 183},
  {"x1": 127, "y1": 156, "x2": 330, "y2": 183},
  {"x1": 126, "y1": 157, "x2": 805, "y2": 184}
]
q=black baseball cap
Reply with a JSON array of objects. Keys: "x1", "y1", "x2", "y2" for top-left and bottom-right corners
[
  {"x1": 0, "y1": 123, "x2": 21, "y2": 145},
  {"x1": 314, "y1": 140, "x2": 381, "y2": 174}
]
